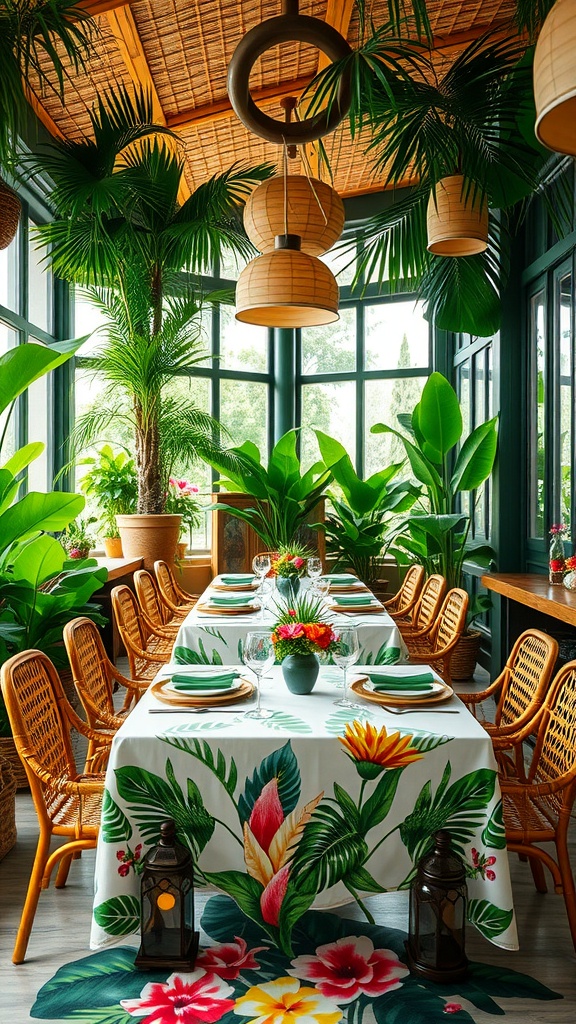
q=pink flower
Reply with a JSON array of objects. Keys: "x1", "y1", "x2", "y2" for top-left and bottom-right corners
[
  {"x1": 121, "y1": 969, "x2": 235, "y2": 1024},
  {"x1": 134, "y1": 844, "x2": 143, "y2": 861},
  {"x1": 289, "y1": 936, "x2": 409, "y2": 1003},
  {"x1": 196, "y1": 937, "x2": 268, "y2": 980},
  {"x1": 116, "y1": 850, "x2": 126, "y2": 861},
  {"x1": 69, "y1": 547, "x2": 82, "y2": 559},
  {"x1": 276, "y1": 623, "x2": 305, "y2": 640},
  {"x1": 443, "y1": 1003, "x2": 463, "y2": 1014},
  {"x1": 118, "y1": 862, "x2": 130, "y2": 877},
  {"x1": 486, "y1": 869, "x2": 496, "y2": 881},
  {"x1": 292, "y1": 557, "x2": 305, "y2": 569}
]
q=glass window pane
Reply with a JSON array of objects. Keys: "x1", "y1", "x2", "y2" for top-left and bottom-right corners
[
  {"x1": 27, "y1": 373, "x2": 49, "y2": 490},
  {"x1": 219, "y1": 247, "x2": 249, "y2": 280},
  {"x1": 320, "y1": 242, "x2": 355, "y2": 286},
  {"x1": 74, "y1": 290, "x2": 109, "y2": 357},
  {"x1": 364, "y1": 377, "x2": 425, "y2": 478},
  {"x1": 559, "y1": 271, "x2": 572, "y2": 528},
  {"x1": 301, "y1": 307, "x2": 356, "y2": 374},
  {"x1": 300, "y1": 381, "x2": 356, "y2": 470},
  {"x1": 0, "y1": 323, "x2": 19, "y2": 462},
  {"x1": 28, "y1": 220, "x2": 51, "y2": 332},
  {"x1": 529, "y1": 289, "x2": 546, "y2": 538},
  {"x1": 0, "y1": 222, "x2": 19, "y2": 314},
  {"x1": 219, "y1": 303, "x2": 268, "y2": 372},
  {"x1": 365, "y1": 300, "x2": 429, "y2": 370},
  {"x1": 220, "y1": 378, "x2": 268, "y2": 455}
]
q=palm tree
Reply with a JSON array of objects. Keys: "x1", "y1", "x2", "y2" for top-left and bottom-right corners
[{"x1": 32, "y1": 89, "x2": 274, "y2": 512}]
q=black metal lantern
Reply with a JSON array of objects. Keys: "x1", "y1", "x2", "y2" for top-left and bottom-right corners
[
  {"x1": 406, "y1": 830, "x2": 468, "y2": 982},
  {"x1": 135, "y1": 819, "x2": 199, "y2": 970}
]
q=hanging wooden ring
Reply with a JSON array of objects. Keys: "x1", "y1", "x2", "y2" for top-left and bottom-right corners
[{"x1": 227, "y1": 14, "x2": 352, "y2": 145}]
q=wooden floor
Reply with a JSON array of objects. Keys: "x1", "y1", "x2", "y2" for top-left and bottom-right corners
[{"x1": 1, "y1": 673, "x2": 576, "y2": 1022}]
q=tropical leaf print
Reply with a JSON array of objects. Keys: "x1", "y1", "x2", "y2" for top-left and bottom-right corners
[
  {"x1": 468, "y1": 898, "x2": 514, "y2": 940},
  {"x1": 161, "y1": 736, "x2": 238, "y2": 799},
  {"x1": 325, "y1": 709, "x2": 380, "y2": 733},
  {"x1": 114, "y1": 760, "x2": 215, "y2": 857},
  {"x1": 399, "y1": 762, "x2": 498, "y2": 864},
  {"x1": 482, "y1": 799, "x2": 507, "y2": 849},
  {"x1": 362, "y1": 643, "x2": 402, "y2": 665},
  {"x1": 407, "y1": 732, "x2": 453, "y2": 753},
  {"x1": 256, "y1": 711, "x2": 312, "y2": 733},
  {"x1": 289, "y1": 803, "x2": 368, "y2": 891},
  {"x1": 101, "y1": 790, "x2": 132, "y2": 844},
  {"x1": 359, "y1": 768, "x2": 402, "y2": 832},
  {"x1": 93, "y1": 895, "x2": 140, "y2": 936},
  {"x1": 202, "y1": 869, "x2": 268, "y2": 935},
  {"x1": 173, "y1": 643, "x2": 222, "y2": 665},
  {"x1": 238, "y1": 741, "x2": 301, "y2": 825}
]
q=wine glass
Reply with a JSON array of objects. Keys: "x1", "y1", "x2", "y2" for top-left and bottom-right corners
[
  {"x1": 243, "y1": 631, "x2": 275, "y2": 719},
  {"x1": 307, "y1": 556, "x2": 323, "y2": 588},
  {"x1": 252, "y1": 553, "x2": 271, "y2": 596},
  {"x1": 257, "y1": 577, "x2": 275, "y2": 621},
  {"x1": 315, "y1": 578, "x2": 331, "y2": 605},
  {"x1": 333, "y1": 628, "x2": 360, "y2": 708}
]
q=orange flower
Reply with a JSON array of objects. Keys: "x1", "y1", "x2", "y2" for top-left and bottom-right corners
[
  {"x1": 339, "y1": 720, "x2": 423, "y2": 779},
  {"x1": 303, "y1": 622, "x2": 335, "y2": 650}
]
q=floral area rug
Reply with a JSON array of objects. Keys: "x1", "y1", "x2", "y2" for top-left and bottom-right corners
[{"x1": 31, "y1": 895, "x2": 561, "y2": 1024}]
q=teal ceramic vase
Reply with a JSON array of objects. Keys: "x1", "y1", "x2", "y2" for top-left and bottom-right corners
[
  {"x1": 277, "y1": 576, "x2": 301, "y2": 602},
  {"x1": 281, "y1": 653, "x2": 320, "y2": 695}
]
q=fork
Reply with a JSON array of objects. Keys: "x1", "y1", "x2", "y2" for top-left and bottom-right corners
[
  {"x1": 149, "y1": 706, "x2": 252, "y2": 715},
  {"x1": 380, "y1": 705, "x2": 460, "y2": 715}
]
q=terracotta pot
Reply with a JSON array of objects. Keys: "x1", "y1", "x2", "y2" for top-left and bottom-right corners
[
  {"x1": 104, "y1": 536, "x2": 123, "y2": 558},
  {"x1": 116, "y1": 514, "x2": 181, "y2": 571},
  {"x1": 176, "y1": 541, "x2": 188, "y2": 560},
  {"x1": 451, "y1": 629, "x2": 482, "y2": 681}
]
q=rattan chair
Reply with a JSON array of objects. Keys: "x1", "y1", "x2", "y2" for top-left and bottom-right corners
[
  {"x1": 396, "y1": 574, "x2": 446, "y2": 638},
  {"x1": 154, "y1": 560, "x2": 198, "y2": 615},
  {"x1": 111, "y1": 585, "x2": 174, "y2": 683},
  {"x1": 63, "y1": 617, "x2": 146, "y2": 765},
  {"x1": 383, "y1": 564, "x2": 425, "y2": 620},
  {"x1": 0, "y1": 650, "x2": 106, "y2": 963},
  {"x1": 499, "y1": 659, "x2": 576, "y2": 951},
  {"x1": 405, "y1": 587, "x2": 469, "y2": 685},
  {"x1": 134, "y1": 569, "x2": 183, "y2": 633}
]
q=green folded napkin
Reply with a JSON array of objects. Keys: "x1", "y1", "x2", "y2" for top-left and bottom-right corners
[
  {"x1": 210, "y1": 595, "x2": 255, "y2": 606},
  {"x1": 367, "y1": 670, "x2": 436, "y2": 692},
  {"x1": 322, "y1": 574, "x2": 358, "y2": 582},
  {"x1": 220, "y1": 575, "x2": 255, "y2": 585},
  {"x1": 333, "y1": 595, "x2": 376, "y2": 606},
  {"x1": 171, "y1": 673, "x2": 237, "y2": 690}
]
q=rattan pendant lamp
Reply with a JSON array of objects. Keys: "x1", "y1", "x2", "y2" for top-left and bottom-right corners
[
  {"x1": 426, "y1": 174, "x2": 489, "y2": 257},
  {"x1": 534, "y1": 0, "x2": 576, "y2": 156},
  {"x1": 228, "y1": 1, "x2": 351, "y2": 327}
]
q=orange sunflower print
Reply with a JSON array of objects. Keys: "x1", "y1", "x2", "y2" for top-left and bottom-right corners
[{"x1": 339, "y1": 720, "x2": 423, "y2": 778}]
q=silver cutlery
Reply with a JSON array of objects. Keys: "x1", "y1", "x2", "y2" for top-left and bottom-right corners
[
  {"x1": 149, "y1": 706, "x2": 250, "y2": 715},
  {"x1": 380, "y1": 705, "x2": 460, "y2": 715}
]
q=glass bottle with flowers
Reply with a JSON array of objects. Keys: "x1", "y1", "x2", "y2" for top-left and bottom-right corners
[
  {"x1": 271, "y1": 594, "x2": 339, "y2": 695},
  {"x1": 549, "y1": 523, "x2": 567, "y2": 585},
  {"x1": 164, "y1": 477, "x2": 203, "y2": 554},
  {"x1": 564, "y1": 555, "x2": 576, "y2": 592},
  {"x1": 272, "y1": 544, "x2": 312, "y2": 603}
]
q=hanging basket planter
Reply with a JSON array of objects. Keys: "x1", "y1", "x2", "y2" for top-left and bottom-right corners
[
  {"x1": 0, "y1": 178, "x2": 21, "y2": 251},
  {"x1": 244, "y1": 175, "x2": 345, "y2": 257},
  {"x1": 426, "y1": 175, "x2": 488, "y2": 257},
  {"x1": 534, "y1": 0, "x2": 576, "y2": 156}
]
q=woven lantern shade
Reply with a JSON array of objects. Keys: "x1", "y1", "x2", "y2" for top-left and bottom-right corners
[
  {"x1": 236, "y1": 235, "x2": 339, "y2": 328},
  {"x1": 244, "y1": 175, "x2": 345, "y2": 257},
  {"x1": 534, "y1": 0, "x2": 576, "y2": 155},
  {"x1": 426, "y1": 175, "x2": 488, "y2": 257},
  {"x1": 0, "y1": 178, "x2": 21, "y2": 251}
]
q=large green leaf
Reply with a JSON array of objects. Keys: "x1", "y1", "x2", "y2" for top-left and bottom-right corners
[
  {"x1": 238, "y1": 741, "x2": 300, "y2": 826},
  {"x1": 467, "y1": 898, "x2": 514, "y2": 940},
  {"x1": 1, "y1": 442, "x2": 44, "y2": 478},
  {"x1": 481, "y1": 800, "x2": 507, "y2": 849},
  {"x1": 202, "y1": 869, "x2": 266, "y2": 930},
  {"x1": 0, "y1": 490, "x2": 84, "y2": 552},
  {"x1": 451, "y1": 416, "x2": 499, "y2": 493},
  {"x1": 10, "y1": 534, "x2": 66, "y2": 588},
  {"x1": 370, "y1": 424, "x2": 444, "y2": 499},
  {"x1": 0, "y1": 338, "x2": 86, "y2": 418},
  {"x1": 101, "y1": 790, "x2": 133, "y2": 844},
  {"x1": 114, "y1": 761, "x2": 215, "y2": 856},
  {"x1": 93, "y1": 895, "x2": 140, "y2": 936},
  {"x1": 290, "y1": 804, "x2": 368, "y2": 891},
  {"x1": 359, "y1": 769, "x2": 402, "y2": 831},
  {"x1": 417, "y1": 372, "x2": 462, "y2": 458},
  {"x1": 31, "y1": 947, "x2": 143, "y2": 1022}
]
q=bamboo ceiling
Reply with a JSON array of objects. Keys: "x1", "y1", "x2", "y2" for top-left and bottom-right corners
[{"x1": 29, "y1": 0, "x2": 519, "y2": 200}]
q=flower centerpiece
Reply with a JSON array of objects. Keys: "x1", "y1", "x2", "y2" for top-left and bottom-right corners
[
  {"x1": 61, "y1": 517, "x2": 97, "y2": 559},
  {"x1": 271, "y1": 594, "x2": 338, "y2": 695},
  {"x1": 272, "y1": 543, "x2": 311, "y2": 602},
  {"x1": 549, "y1": 523, "x2": 568, "y2": 585},
  {"x1": 164, "y1": 477, "x2": 204, "y2": 553}
]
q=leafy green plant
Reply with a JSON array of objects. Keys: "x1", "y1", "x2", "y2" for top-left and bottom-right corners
[
  {"x1": 372, "y1": 372, "x2": 497, "y2": 615},
  {"x1": 60, "y1": 516, "x2": 97, "y2": 557},
  {"x1": 78, "y1": 445, "x2": 137, "y2": 539},
  {"x1": 314, "y1": 430, "x2": 420, "y2": 585},
  {"x1": 204, "y1": 430, "x2": 332, "y2": 550},
  {"x1": 31, "y1": 89, "x2": 273, "y2": 513}
]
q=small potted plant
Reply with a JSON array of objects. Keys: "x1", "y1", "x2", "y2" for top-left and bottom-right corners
[
  {"x1": 61, "y1": 518, "x2": 97, "y2": 560},
  {"x1": 78, "y1": 446, "x2": 138, "y2": 557},
  {"x1": 271, "y1": 594, "x2": 338, "y2": 694},
  {"x1": 165, "y1": 477, "x2": 204, "y2": 558},
  {"x1": 272, "y1": 544, "x2": 311, "y2": 602}
]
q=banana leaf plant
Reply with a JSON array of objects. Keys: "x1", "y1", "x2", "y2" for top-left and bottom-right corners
[
  {"x1": 204, "y1": 430, "x2": 332, "y2": 550},
  {"x1": 0, "y1": 341, "x2": 107, "y2": 737},
  {"x1": 313, "y1": 430, "x2": 420, "y2": 584},
  {"x1": 372, "y1": 372, "x2": 497, "y2": 615}
]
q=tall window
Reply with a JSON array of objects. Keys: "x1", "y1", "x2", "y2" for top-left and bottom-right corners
[{"x1": 454, "y1": 335, "x2": 494, "y2": 541}]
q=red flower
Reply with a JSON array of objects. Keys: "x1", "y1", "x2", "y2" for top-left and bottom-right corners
[
  {"x1": 443, "y1": 1003, "x2": 463, "y2": 1014},
  {"x1": 275, "y1": 623, "x2": 305, "y2": 640},
  {"x1": 550, "y1": 559, "x2": 565, "y2": 571},
  {"x1": 116, "y1": 850, "x2": 126, "y2": 861},
  {"x1": 121, "y1": 970, "x2": 235, "y2": 1024},
  {"x1": 292, "y1": 557, "x2": 305, "y2": 569},
  {"x1": 486, "y1": 869, "x2": 496, "y2": 881},
  {"x1": 303, "y1": 623, "x2": 335, "y2": 650},
  {"x1": 118, "y1": 862, "x2": 130, "y2": 877},
  {"x1": 196, "y1": 937, "x2": 267, "y2": 979},
  {"x1": 289, "y1": 935, "x2": 409, "y2": 1003}
]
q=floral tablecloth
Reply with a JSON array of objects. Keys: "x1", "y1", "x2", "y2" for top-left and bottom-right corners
[
  {"x1": 91, "y1": 666, "x2": 517, "y2": 953},
  {"x1": 172, "y1": 579, "x2": 407, "y2": 666}
]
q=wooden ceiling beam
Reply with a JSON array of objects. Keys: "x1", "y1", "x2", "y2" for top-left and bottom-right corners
[
  {"x1": 167, "y1": 75, "x2": 315, "y2": 130},
  {"x1": 305, "y1": 1, "x2": 356, "y2": 179},
  {"x1": 78, "y1": 0, "x2": 129, "y2": 16}
]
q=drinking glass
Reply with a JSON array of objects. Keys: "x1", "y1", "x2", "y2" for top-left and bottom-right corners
[
  {"x1": 243, "y1": 631, "x2": 275, "y2": 719},
  {"x1": 333, "y1": 628, "x2": 360, "y2": 707},
  {"x1": 257, "y1": 578, "x2": 275, "y2": 621},
  {"x1": 252, "y1": 553, "x2": 271, "y2": 595},
  {"x1": 315, "y1": 578, "x2": 331, "y2": 605},
  {"x1": 307, "y1": 557, "x2": 323, "y2": 587}
]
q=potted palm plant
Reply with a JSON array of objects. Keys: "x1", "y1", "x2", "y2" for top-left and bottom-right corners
[
  {"x1": 32, "y1": 89, "x2": 273, "y2": 567},
  {"x1": 372, "y1": 372, "x2": 498, "y2": 678},
  {"x1": 78, "y1": 445, "x2": 138, "y2": 556}
]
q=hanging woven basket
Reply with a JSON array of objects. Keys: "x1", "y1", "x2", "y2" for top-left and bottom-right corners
[
  {"x1": 244, "y1": 175, "x2": 345, "y2": 256},
  {"x1": 0, "y1": 178, "x2": 22, "y2": 250},
  {"x1": 426, "y1": 175, "x2": 488, "y2": 257},
  {"x1": 534, "y1": 0, "x2": 576, "y2": 156}
]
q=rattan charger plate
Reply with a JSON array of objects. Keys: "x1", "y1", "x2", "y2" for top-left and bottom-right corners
[
  {"x1": 211, "y1": 582, "x2": 258, "y2": 592},
  {"x1": 329, "y1": 584, "x2": 370, "y2": 593},
  {"x1": 151, "y1": 678, "x2": 254, "y2": 707},
  {"x1": 197, "y1": 601, "x2": 258, "y2": 615},
  {"x1": 350, "y1": 676, "x2": 454, "y2": 707},
  {"x1": 329, "y1": 601, "x2": 383, "y2": 613}
]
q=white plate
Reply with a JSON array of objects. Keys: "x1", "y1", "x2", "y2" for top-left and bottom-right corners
[
  {"x1": 166, "y1": 665, "x2": 242, "y2": 678},
  {"x1": 364, "y1": 676, "x2": 444, "y2": 698},
  {"x1": 165, "y1": 676, "x2": 243, "y2": 697}
]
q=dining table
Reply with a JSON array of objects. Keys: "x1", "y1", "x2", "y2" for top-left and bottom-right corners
[
  {"x1": 171, "y1": 573, "x2": 408, "y2": 667},
  {"x1": 90, "y1": 661, "x2": 518, "y2": 954}
]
